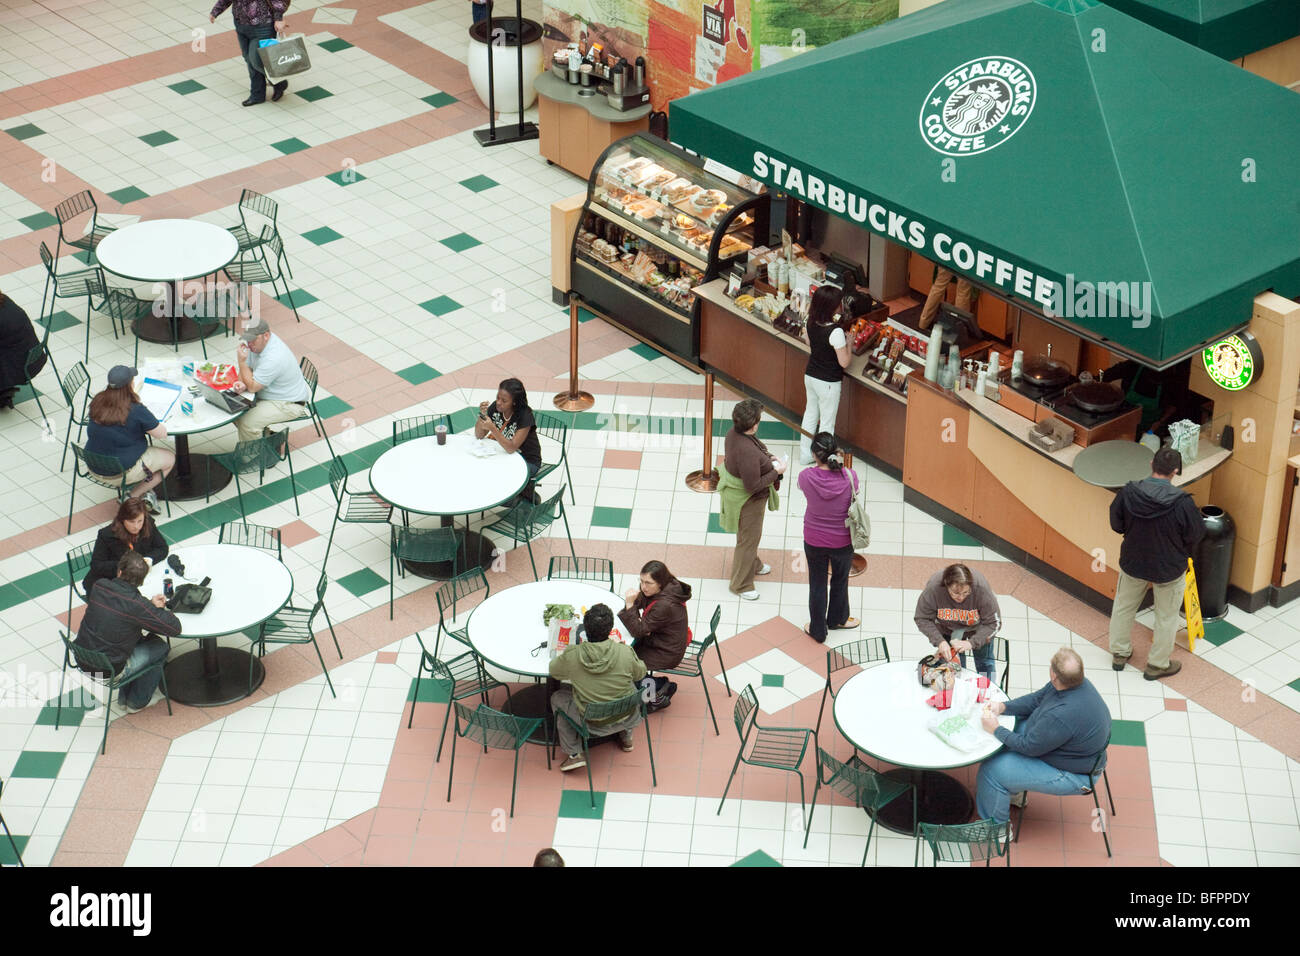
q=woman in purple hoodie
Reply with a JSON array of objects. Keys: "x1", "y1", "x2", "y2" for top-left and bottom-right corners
[{"x1": 797, "y1": 432, "x2": 860, "y2": 642}]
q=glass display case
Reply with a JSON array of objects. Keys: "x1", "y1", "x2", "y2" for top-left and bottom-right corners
[{"x1": 571, "y1": 133, "x2": 769, "y2": 363}]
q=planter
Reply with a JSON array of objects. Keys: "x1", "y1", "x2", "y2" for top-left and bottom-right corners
[{"x1": 467, "y1": 17, "x2": 543, "y2": 114}]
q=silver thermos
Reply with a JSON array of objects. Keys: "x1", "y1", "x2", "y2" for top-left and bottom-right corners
[
  {"x1": 634, "y1": 56, "x2": 646, "y2": 88},
  {"x1": 612, "y1": 61, "x2": 625, "y2": 95}
]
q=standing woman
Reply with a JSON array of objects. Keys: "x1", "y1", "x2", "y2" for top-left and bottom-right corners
[
  {"x1": 722, "y1": 398, "x2": 786, "y2": 600},
  {"x1": 209, "y1": 0, "x2": 291, "y2": 107},
  {"x1": 476, "y1": 377, "x2": 543, "y2": 501},
  {"x1": 83, "y1": 498, "x2": 169, "y2": 597},
  {"x1": 799, "y1": 284, "x2": 850, "y2": 464},
  {"x1": 798, "y1": 433, "x2": 860, "y2": 641},
  {"x1": 619, "y1": 560, "x2": 693, "y2": 711},
  {"x1": 0, "y1": 288, "x2": 42, "y2": 410},
  {"x1": 84, "y1": 366, "x2": 175, "y2": 514}
]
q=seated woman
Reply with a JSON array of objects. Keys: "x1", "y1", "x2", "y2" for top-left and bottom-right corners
[
  {"x1": 84, "y1": 365, "x2": 175, "y2": 513},
  {"x1": 475, "y1": 377, "x2": 543, "y2": 502},
  {"x1": 83, "y1": 497, "x2": 169, "y2": 598},
  {"x1": 618, "y1": 560, "x2": 693, "y2": 712},
  {"x1": 0, "y1": 288, "x2": 42, "y2": 410}
]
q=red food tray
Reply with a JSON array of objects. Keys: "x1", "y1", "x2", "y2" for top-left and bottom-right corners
[{"x1": 194, "y1": 363, "x2": 239, "y2": 390}]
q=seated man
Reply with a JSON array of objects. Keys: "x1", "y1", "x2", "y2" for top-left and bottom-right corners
[
  {"x1": 914, "y1": 563, "x2": 1001, "y2": 683},
  {"x1": 976, "y1": 647, "x2": 1112, "y2": 830},
  {"x1": 231, "y1": 317, "x2": 311, "y2": 443},
  {"x1": 548, "y1": 605, "x2": 647, "y2": 773},
  {"x1": 73, "y1": 551, "x2": 182, "y2": 711}
]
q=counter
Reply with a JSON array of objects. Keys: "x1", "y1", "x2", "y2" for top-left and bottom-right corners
[{"x1": 536, "y1": 72, "x2": 651, "y2": 178}]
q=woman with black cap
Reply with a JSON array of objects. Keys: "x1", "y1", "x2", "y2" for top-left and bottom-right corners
[{"x1": 84, "y1": 366, "x2": 175, "y2": 513}]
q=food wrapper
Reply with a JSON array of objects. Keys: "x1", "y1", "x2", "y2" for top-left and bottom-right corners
[{"x1": 194, "y1": 362, "x2": 239, "y2": 390}]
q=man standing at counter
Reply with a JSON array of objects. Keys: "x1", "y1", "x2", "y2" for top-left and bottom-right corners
[
  {"x1": 918, "y1": 266, "x2": 972, "y2": 331},
  {"x1": 1108, "y1": 448, "x2": 1204, "y2": 681}
]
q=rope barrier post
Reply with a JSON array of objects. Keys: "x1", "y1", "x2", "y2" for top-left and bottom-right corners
[
  {"x1": 553, "y1": 294, "x2": 593, "y2": 412},
  {"x1": 685, "y1": 372, "x2": 718, "y2": 492}
]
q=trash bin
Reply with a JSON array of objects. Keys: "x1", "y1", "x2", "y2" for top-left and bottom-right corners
[{"x1": 1194, "y1": 506, "x2": 1235, "y2": 621}]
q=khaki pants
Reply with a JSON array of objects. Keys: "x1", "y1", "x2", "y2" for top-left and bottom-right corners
[
  {"x1": 550, "y1": 686, "x2": 641, "y2": 757},
  {"x1": 1108, "y1": 569, "x2": 1186, "y2": 670},
  {"x1": 729, "y1": 492, "x2": 768, "y2": 594},
  {"x1": 236, "y1": 399, "x2": 309, "y2": 443},
  {"x1": 124, "y1": 445, "x2": 174, "y2": 484},
  {"x1": 919, "y1": 267, "x2": 973, "y2": 328}
]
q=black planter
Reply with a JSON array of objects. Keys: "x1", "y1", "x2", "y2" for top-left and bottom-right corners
[
  {"x1": 468, "y1": 17, "x2": 542, "y2": 46},
  {"x1": 1194, "y1": 506, "x2": 1236, "y2": 621}
]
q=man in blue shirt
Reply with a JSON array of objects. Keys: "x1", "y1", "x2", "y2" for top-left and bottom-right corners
[
  {"x1": 232, "y1": 317, "x2": 311, "y2": 442},
  {"x1": 976, "y1": 647, "x2": 1111, "y2": 827}
]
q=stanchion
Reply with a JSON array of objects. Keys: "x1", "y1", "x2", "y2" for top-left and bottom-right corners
[
  {"x1": 553, "y1": 295, "x2": 594, "y2": 411},
  {"x1": 842, "y1": 450, "x2": 868, "y2": 577},
  {"x1": 685, "y1": 372, "x2": 719, "y2": 492}
]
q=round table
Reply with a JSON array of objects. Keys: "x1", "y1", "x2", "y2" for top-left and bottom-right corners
[
  {"x1": 142, "y1": 543, "x2": 294, "y2": 706},
  {"x1": 137, "y1": 364, "x2": 245, "y2": 500},
  {"x1": 1072, "y1": 440, "x2": 1154, "y2": 489},
  {"x1": 833, "y1": 660, "x2": 1014, "y2": 833},
  {"x1": 370, "y1": 433, "x2": 529, "y2": 579},
  {"x1": 96, "y1": 220, "x2": 239, "y2": 344}
]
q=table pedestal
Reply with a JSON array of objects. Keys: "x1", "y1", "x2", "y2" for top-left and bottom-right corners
[
  {"x1": 500, "y1": 683, "x2": 554, "y2": 745},
  {"x1": 164, "y1": 433, "x2": 233, "y2": 501},
  {"x1": 399, "y1": 528, "x2": 498, "y2": 581},
  {"x1": 135, "y1": 281, "x2": 229, "y2": 345},
  {"x1": 872, "y1": 768, "x2": 974, "y2": 834},
  {"x1": 165, "y1": 639, "x2": 264, "y2": 706}
]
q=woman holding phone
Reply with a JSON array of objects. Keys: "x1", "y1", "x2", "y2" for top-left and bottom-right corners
[{"x1": 475, "y1": 377, "x2": 542, "y2": 502}]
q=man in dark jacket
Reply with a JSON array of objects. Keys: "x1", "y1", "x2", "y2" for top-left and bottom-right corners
[
  {"x1": 0, "y1": 290, "x2": 42, "y2": 409},
  {"x1": 75, "y1": 552, "x2": 181, "y2": 710},
  {"x1": 1108, "y1": 448, "x2": 1205, "y2": 680},
  {"x1": 209, "y1": 0, "x2": 292, "y2": 107}
]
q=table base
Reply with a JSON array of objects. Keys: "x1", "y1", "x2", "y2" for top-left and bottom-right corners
[
  {"x1": 400, "y1": 530, "x2": 498, "y2": 581},
  {"x1": 872, "y1": 768, "x2": 974, "y2": 834},
  {"x1": 165, "y1": 640, "x2": 265, "y2": 707},
  {"x1": 165, "y1": 451, "x2": 232, "y2": 501},
  {"x1": 500, "y1": 683, "x2": 554, "y2": 745},
  {"x1": 136, "y1": 314, "x2": 226, "y2": 346}
]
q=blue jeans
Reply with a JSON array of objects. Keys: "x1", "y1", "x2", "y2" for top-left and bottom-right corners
[
  {"x1": 117, "y1": 636, "x2": 169, "y2": 709},
  {"x1": 976, "y1": 750, "x2": 1097, "y2": 824},
  {"x1": 235, "y1": 22, "x2": 277, "y2": 100},
  {"x1": 951, "y1": 627, "x2": 997, "y2": 684},
  {"x1": 471, "y1": 1, "x2": 490, "y2": 24}
]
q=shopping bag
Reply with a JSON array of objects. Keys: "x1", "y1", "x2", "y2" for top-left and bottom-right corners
[{"x1": 258, "y1": 34, "x2": 312, "y2": 79}]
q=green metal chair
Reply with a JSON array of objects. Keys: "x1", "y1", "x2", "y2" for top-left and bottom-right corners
[
  {"x1": 1013, "y1": 739, "x2": 1115, "y2": 857},
  {"x1": 67, "y1": 444, "x2": 131, "y2": 534},
  {"x1": 298, "y1": 357, "x2": 334, "y2": 456},
  {"x1": 546, "y1": 555, "x2": 613, "y2": 591},
  {"x1": 447, "y1": 702, "x2": 544, "y2": 817},
  {"x1": 987, "y1": 635, "x2": 1011, "y2": 694},
  {"x1": 94, "y1": 289, "x2": 157, "y2": 363},
  {"x1": 53, "y1": 189, "x2": 116, "y2": 262},
  {"x1": 656, "y1": 604, "x2": 732, "y2": 735},
  {"x1": 555, "y1": 689, "x2": 656, "y2": 808},
  {"x1": 409, "y1": 643, "x2": 509, "y2": 759},
  {"x1": 718, "y1": 684, "x2": 813, "y2": 824},
  {"x1": 323, "y1": 456, "x2": 391, "y2": 570},
  {"x1": 251, "y1": 570, "x2": 340, "y2": 698},
  {"x1": 392, "y1": 414, "x2": 454, "y2": 445},
  {"x1": 222, "y1": 232, "x2": 299, "y2": 321},
  {"x1": 532, "y1": 410, "x2": 574, "y2": 503},
  {"x1": 0, "y1": 777, "x2": 23, "y2": 867},
  {"x1": 55, "y1": 629, "x2": 173, "y2": 754},
  {"x1": 20, "y1": 337, "x2": 56, "y2": 430},
  {"x1": 815, "y1": 636, "x2": 890, "y2": 742},
  {"x1": 482, "y1": 485, "x2": 576, "y2": 580},
  {"x1": 225, "y1": 189, "x2": 282, "y2": 261},
  {"x1": 390, "y1": 524, "x2": 459, "y2": 618},
  {"x1": 38, "y1": 242, "x2": 107, "y2": 361},
  {"x1": 209, "y1": 429, "x2": 299, "y2": 521},
  {"x1": 58, "y1": 361, "x2": 92, "y2": 472},
  {"x1": 805, "y1": 747, "x2": 917, "y2": 865},
  {"x1": 432, "y1": 568, "x2": 490, "y2": 662},
  {"x1": 65, "y1": 541, "x2": 95, "y2": 626},
  {"x1": 218, "y1": 520, "x2": 283, "y2": 561},
  {"x1": 919, "y1": 818, "x2": 1012, "y2": 867}
]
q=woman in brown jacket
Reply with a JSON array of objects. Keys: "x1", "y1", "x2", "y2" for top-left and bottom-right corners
[
  {"x1": 619, "y1": 560, "x2": 693, "y2": 712},
  {"x1": 723, "y1": 399, "x2": 786, "y2": 599}
]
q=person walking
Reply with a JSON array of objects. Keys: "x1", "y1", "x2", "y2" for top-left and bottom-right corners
[
  {"x1": 720, "y1": 399, "x2": 785, "y2": 600},
  {"x1": 209, "y1": 0, "x2": 292, "y2": 107},
  {"x1": 798, "y1": 284, "x2": 850, "y2": 465},
  {"x1": 797, "y1": 432, "x2": 859, "y2": 641},
  {"x1": 1108, "y1": 447, "x2": 1205, "y2": 681}
]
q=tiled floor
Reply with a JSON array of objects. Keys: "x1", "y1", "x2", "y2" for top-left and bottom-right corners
[{"x1": 0, "y1": 0, "x2": 1297, "y2": 870}]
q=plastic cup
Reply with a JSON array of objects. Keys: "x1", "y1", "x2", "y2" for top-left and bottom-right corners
[
  {"x1": 435, "y1": 424, "x2": 447, "y2": 445},
  {"x1": 181, "y1": 357, "x2": 195, "y2": 378},
  {"x1": 180, "y1": 400, "x2": 195, "y2": 417}
]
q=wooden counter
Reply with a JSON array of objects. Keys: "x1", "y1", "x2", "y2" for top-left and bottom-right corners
[
  {"x1": 536, "y1": 72, "x2": 651, "y2": 178},
  {"x1": 694, "y1": 279, "x2": 907, "y2": 473}
]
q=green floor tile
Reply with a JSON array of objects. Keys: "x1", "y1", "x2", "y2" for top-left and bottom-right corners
[
  {"x1": 707, "y1": 513, "x2": 726, "y2": 535},
  {"x1": 325, "y1": 169, "x2": 366, "y2": 186},
  {"x1": 37, "y1": 310, "x2": 80, "y2": 333},
  {"x1": 270, "y1": 137, "x2": 311, "y2": 155},
  {"x1": 406, "y1": 676, "x2": 451, "y2": 703},
  {"x1": 108, "y1": 186, "x2": 148, "y2": 205},
  {"x1": 577, "y1": 307, "x2": 596, "y2": 323},
  {"x1": 157, "y1": 515, "x2": 207, "y2": 543},
  {"x1": 19, "y1": 211, "x2": 57, "y2": 231},
  {"x1": 312, "y1": 395, "x2": 353, "y2": 420},
  {"x1": 732, "y1": 849, "x2": 782, "y2": 867},
  {"x1": 318, "y1": 37, "x2": 354, "y2": 52},
  {"x1": 275, "y1": 288, "x2": 318, "y2": 308},
  {"x1": 942, "y1": 525, "x2": 982, "y2": 547},
  {"x1": 761, "y1": 673, "x2": 784, "y2": 688},
  {"x1": 1199, "y1": 618, "x2": 1245, "y2": 647},
  {"x1": 301, "y1": 226, "x2": 341, "y2": 245},
  {"x1": 440, "y1": 232, "x2": 481, "y2": 252},
  {"x1": 458, "y1": 174, "x2": 498, "y2": 192},
  {"x1": 557, "y1": 789, "x2": 605, "y2": 819},
  {"x1": 629, "y1": 342, "x2": 661, "y2": 361},
  {"x1": 0, "y1": 834, "x2": 29, "y2": 866},
  {"x1": 13, "y1": 568, "x2": 65, "y2": 601},
  {"x1": 397, "y1": 362, "x2": 441, "y2": 385},
  {"x1": 11, "y1": 751, "x2": 66, "y2": 778},
  {"x1": 1290, "y1": 677, "x2": 1300, "y2": 693},
  {"x1": 755, "y1": 420, "x2": 796, "y2": 441},
  {"x1": 1108, "y1": 719, "x2": 1146, "y2": 747},
  {"x1": 0, "y1": 582, "x2": 30, "y2": 613},
  {"x1": 35, "y1": 692, "x2": 94, "y2": 727},
  {"x1": 4, "y1": 123, "x2": 45, "y2": 141},
  {"x1": 336, "y1": 567, "x2": 387, "y2": 598},
  {"x1": 295, "y1": 85, "x2": 333, "y2": 102},
  {"x1": 590, "y1": 507, "x2": 632, "y2": 529},
  {"x1": 168, "y1": 79, "x2": 205, "y2": 95},
  {"x1": 12, "y1": 383, "x2": 42, "y2": 406},
  {"x1": 419, "y1": 295, "x2": 462, "y2": 316},
  {"x1": 73, "y1": 250, "x2": 94, "y2": 265},
  {"x1": 421, "y1": 92, "x2": 458, "y2": 108},
  {"x1": 139, "y1": 130, "x2": 178, "y2": 147},
  {"x1": 447, "y1": 407, "x2": 480, "y2": 433}
]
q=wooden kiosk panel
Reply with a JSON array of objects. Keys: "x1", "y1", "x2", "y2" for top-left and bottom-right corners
[
  {"x1": 842, "y1": 378, "x2": 906, "y2": 472},
  {"x1": 1043, "y1": 524, "x2": 1117, "y2": 598},
  {"x1": 699, "y1": 297, "x2": 785, "y2": 401},
  {"x1": 970, "y1": 461, "x2": 1046, "y2": 560},
  {"x1": 904, "y1": 377, "x2": 975, "y2": 519}
]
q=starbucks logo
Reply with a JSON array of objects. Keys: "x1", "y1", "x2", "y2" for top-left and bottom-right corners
[{"x1": 920, "y1": 56, "x2": 1036, "y2": 157}]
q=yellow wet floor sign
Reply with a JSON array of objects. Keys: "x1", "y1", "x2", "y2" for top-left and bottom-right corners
[{"x1": 1184, "y1": 558, "x2": 1204, "y2": 652}]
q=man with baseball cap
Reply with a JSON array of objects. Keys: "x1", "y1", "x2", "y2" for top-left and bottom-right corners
[{"x1": 231, "y1": 317, "x2": 310, "y2": 442}]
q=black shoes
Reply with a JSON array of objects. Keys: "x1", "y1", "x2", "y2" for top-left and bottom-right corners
[
  {"x1": 647, "y1": 681, "x2": 678, "y2": 713},
  {"x1": 242, "y1": 97, "x2": 265, "y2": 107},
  {"x1": 272, "y1": 80, "x2": 288, "y2": 101}
]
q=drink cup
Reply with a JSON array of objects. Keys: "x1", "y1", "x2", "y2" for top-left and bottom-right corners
[
  {"x1": 181, "y1": 400, "x2": 195, "y2": 417},
  {"x1": 181, "y1": 357, "x2": 195, "y2": 378},
  {"x1": 435, "y1": 424, "x2": 447, "y2": 445}
]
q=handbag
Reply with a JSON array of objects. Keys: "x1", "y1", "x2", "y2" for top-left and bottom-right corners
[
  {"x1": 917, "y1": 653, "x2": 959, "y2": 691},
  {"x1": 258, "y1": 34, "x2": 312, "y2": 78},
  {"x1": 844, "y1": 470, "x2": 871, "y2": 550},
  {"x1": 168, "y1": 583, "x2": 212, "y2": 614}
]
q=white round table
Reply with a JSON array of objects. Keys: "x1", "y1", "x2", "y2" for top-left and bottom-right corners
[
  {"x1": 370, "y1": 433, "x2": 529, "y2": 579},
  {"x1": 833, "y1": 660, "x2": 1014, "y2": 832},
  {"x1": 142, "y1": 543, "x2": 294, "y2": 706},
  {"x1": 136, "y1": 363, "x2": 246, "y2": 500},
  {"x1": 96, "y1": 219, "x2": 240, "y2": 345}
]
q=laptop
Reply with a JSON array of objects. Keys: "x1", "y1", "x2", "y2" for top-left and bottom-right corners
[{"x1": 197, "y1": 380, "x2": 253, "y2": 414}]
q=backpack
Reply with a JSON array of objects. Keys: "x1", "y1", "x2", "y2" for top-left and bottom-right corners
[{"x1": 844, "y1": 470, "x2": 871, "y2": 550}]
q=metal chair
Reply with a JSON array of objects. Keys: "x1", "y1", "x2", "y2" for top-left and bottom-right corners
[
  {"x1": 222, "y1": 232, "x2": 299, "y2": 321},
  {"x1": 209, "y1": 429, "x2": 298, "y2": 520},
  {"x1": 323, "y1": 456, "x2": 391, "y2": 570},
  {"x1": 225, "y1": 188, "x2": 282, "y2": 261},
  {"x1": 1013, "y1": 741, "x2": 1116, "y2": 857},
  {"x1": 53, "y1": 189, "x2": 116, "y2": 262},
  {"x1": 431, "y1": 568, "x2": 490, "y2": 663},
  {"x1": 0, "y1": 777, "x2": 23, "y2": 866},
  {"x1": 218, "y1": 521, "x2": 283, "y2": 561},
  {"x1": 805, "y1": 747, "x2": 917, "y2": 865},
  {"x1": 920, "y1": 818, "x2": 1012, "y2": 867},
  {"x1": 20, "y1": 336, "x2": 56, "y2": 429},
  {"x1": 55, "y1": 629, "x2": 173, "y2": 754},
  {"x1": 65, "y1": 541, "x2": 96, "y2": 627},
  {"x1": 718, "y1": 685, "x2": 813, "y2": 824},
  {"x1": 409, "y1": 643, "x2": 508, "y2": 761},
  {"x1": 482, "y1": 485, "x2": 576, "y2": 580},
  {"x1": 987, "y1": 635, "x2": 1011, "y2": 694},
  {"x1": 251, "y1": 570, "x2": 340, "y2": 698},
  {"x1": 815, "y1": 636, "x2": 890, "y2": 742},
  {"x1": 555, "y1": 689, "x2": 656, "y2": 808},
  {"x1": 532, "y1": 410, "x2": 574, "y2": 503},
  {"x1": 546, "y1": 555, "x2": 614, "y2": 591},
  {"x1": 58, "y1": 361, "x2": 92, "y2": 471},
  {"x1": 447, "y1": 702, "x2": 543, "y2": 818},
  {"x1": 298, "y1": 358, "x2": 334, "y2": 456},
  {"x1": 392, "y1": 414, "x2": 454, "y2": 446},
  {"x1": 38, "y1": 242, "x2": 106, "y2": 360},
  {"x1": 67, "y1": 444, "x2": 129, "y2": 534},
  {"x1": 656, "y1": 604, "x2": 732, "y2": 735},
  {"x1": 390, "y1": 525, "x2": 459, "y2": 618}
]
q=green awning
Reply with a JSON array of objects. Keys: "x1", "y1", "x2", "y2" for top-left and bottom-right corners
[
  {"x1": 1101, "y1": 0, "x2": 1300, "y2": 60},
  {"x1": 670, "y1": 0, "x2": 1300, "y2": 366}
]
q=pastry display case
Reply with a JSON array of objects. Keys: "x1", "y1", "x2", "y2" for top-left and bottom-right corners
[{"x1": 571, "y1": 133, "x2": 769, "y2": 363}]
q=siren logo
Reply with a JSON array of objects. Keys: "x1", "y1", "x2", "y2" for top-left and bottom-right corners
[{"x1": 920, "y1": 56, "x2": 1036, "y2": 156}]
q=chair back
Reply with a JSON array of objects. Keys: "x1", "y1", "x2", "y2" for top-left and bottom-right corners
[
  {"x1": 238, "y1": 188, "x2": 278, "y2": 232},
  {"x1": 546, "y1": 555, "x2": 613, "y2": 590},
  {"x1": 817, "y1": 748, "x2": 900, "y2": 808},
  {"x1": 299, "y1": 357, "x2": 319, "y2": 395},
  {"x1": 827, "y1": 637, "x2": 890, "y2": 679},
  {"x1": 582, "y1": 689, "x2": 643, "y2": 729},
  {"x1": 454, "y1": 702, "x2": 537, "y2": 750},
  {"x1": 328, "y1": 456, "x2": 348, "y2": 505},
  {"x1": 264, "y1": 233, "x2": 288, "y2": 274},
  {"x1": 61, "y1": 361, "x2": 90, "y2": 410},
  {"x1": 66, "y1": 542, "x2": 95, "y2": 598},
  {"x1": 71, "y1": 443, "x2": 127, "y2": 486},
  {"x1": 60, "y1": 629, "x2": 117, "y2": 685},
  {"x1": 707, "y1": 604, "x2": 722, "y2": 640},
  {"x1": 220, "y1": 431, "x2": 288, "y2": 476},
  {"x1": 55, "y1": 190, "x2": 96, "y2": 228},
  {"x1": 24, "y1": 341, "x2": 47, "y2": 377},
  {"x1": 919, "y1": 819, "x2": 1009, "y2": 864},
  {"x1": 101, "y1": 287, "x2": 149, "y2": 321},
  {"x1": 38, "y1": 241, "x2": 57, "y2": 277},
  {"x1": 392, "y1": 414, "x2": 452, "y2": 445},
  {"x1": 436, "y1": 568, "x2": 489, "y2": 622},
  {"x1": 218, "y1": 521, "x2": 283, "y2": 559},
  {"x1": 526, "y1": 486, "x2": 567, "y2": 534},
  {"x1": 732, "y1": 684, "x2": 760, "y2": 741},
  {"x1": 308, "y1": 571, "x2": 329, "y2": 619}
]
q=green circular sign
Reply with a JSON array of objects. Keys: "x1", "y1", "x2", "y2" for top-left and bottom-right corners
[{"x1": 1202, "y1": 333, "x2": 1262, "y2": 391}]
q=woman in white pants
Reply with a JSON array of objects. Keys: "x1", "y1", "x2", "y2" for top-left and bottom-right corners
[{"x1": 799, "y1": 284, "x2": 851, "y2": 464}]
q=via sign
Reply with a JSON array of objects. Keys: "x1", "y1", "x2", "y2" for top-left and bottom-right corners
[
  {"x1": 702, "y1": 5, "x2": 725, "y2": 44},
  {"x1": 1202, "y1": 332, "x2": 1262, "y2": 391}
]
